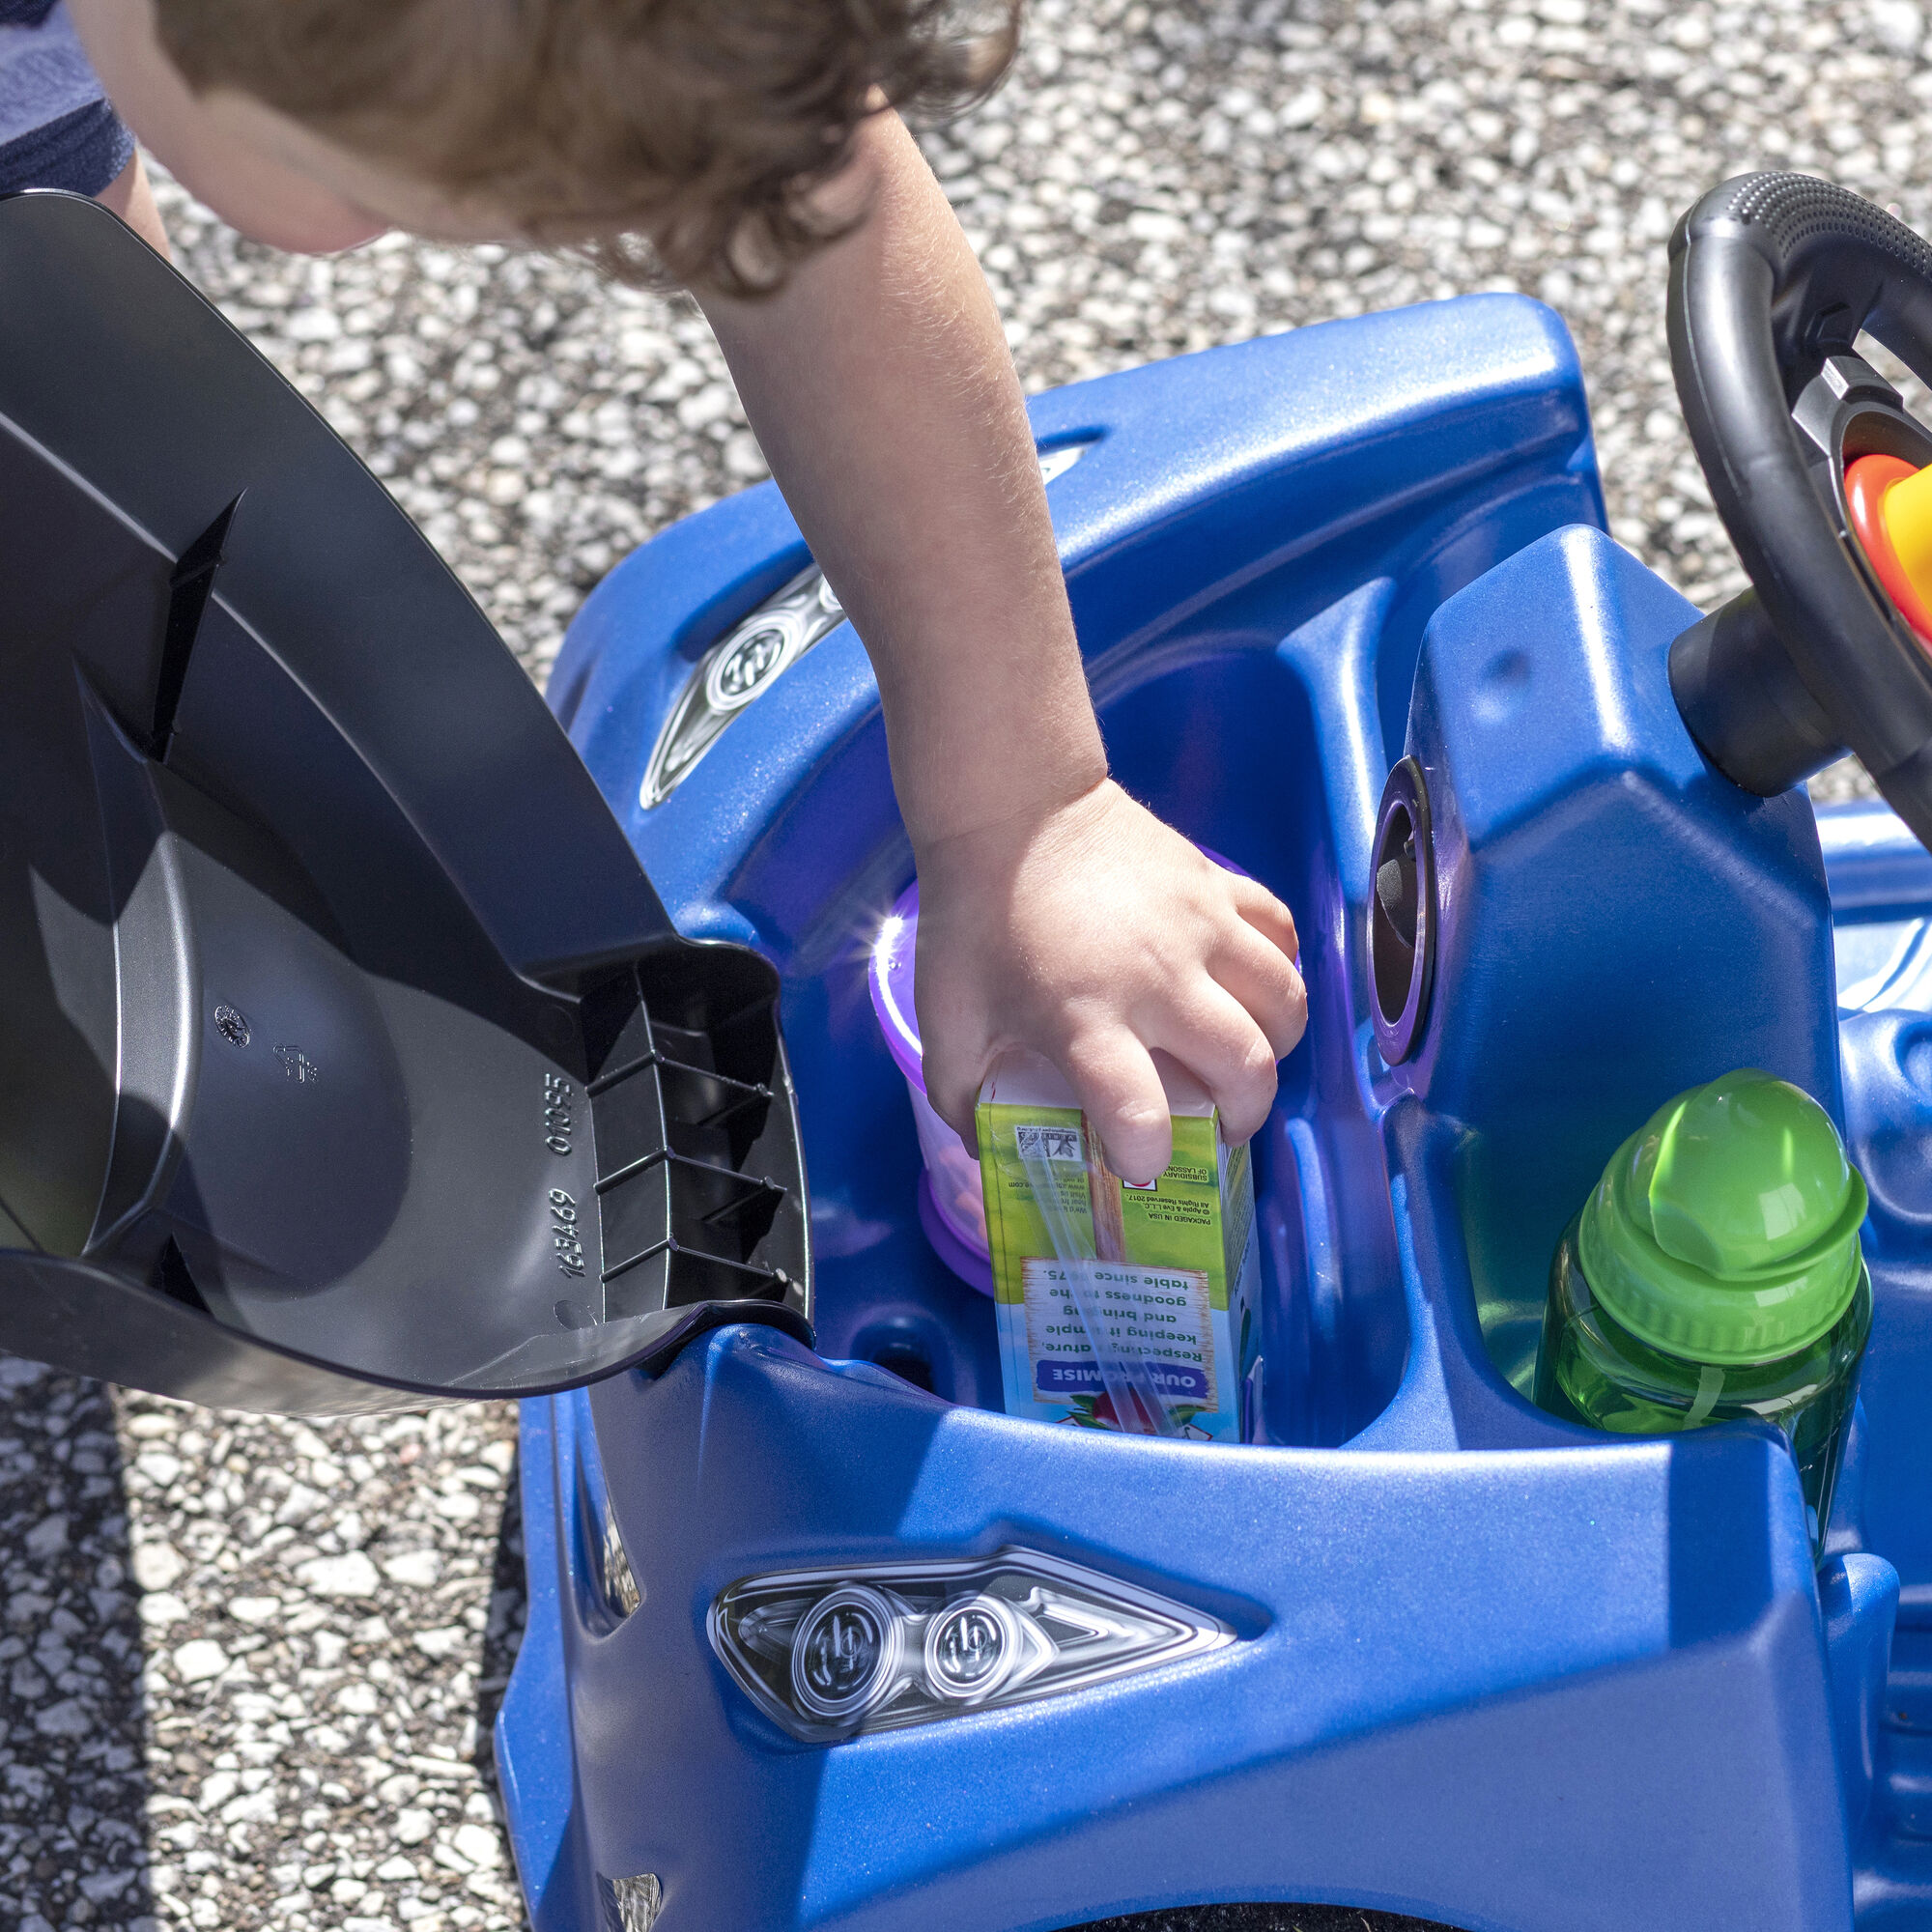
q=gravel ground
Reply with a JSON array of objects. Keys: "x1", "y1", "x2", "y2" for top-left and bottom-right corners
[{"x1": 5, "y1": 2, "x2": 1929, "y2": 1928}]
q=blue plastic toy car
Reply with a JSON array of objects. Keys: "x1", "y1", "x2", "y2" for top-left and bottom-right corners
[
  {"x1": 503, "y1": 176, "x2": 1932, "y2": 1932},
  {"x1": 9, "y1": 174, "x2": 1932, "y2": 1932}
]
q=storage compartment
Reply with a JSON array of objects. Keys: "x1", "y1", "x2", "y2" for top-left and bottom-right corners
[
  {"x1": 777, "y1": 642, "x2": 1411, "y2": 1446},
  {"x1": 561, "y1": 288, "x2": 1609, "y2": 1451},
  {"x1": 1374, "y1": 532, "x2": 1843, "y2": 1402}
]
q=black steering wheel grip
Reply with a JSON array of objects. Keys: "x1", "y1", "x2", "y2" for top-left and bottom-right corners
[{"x1": 1667, "y1": 172, "x2": 1932, "y2": 850}]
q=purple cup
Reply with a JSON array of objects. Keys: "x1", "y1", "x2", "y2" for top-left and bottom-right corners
[
  {"x1": 867, "y1": 849, "x2": 1250, "y2": 1296},
  {"x1": 868, "y1": 879, "x2": 995, "y2": 1294}
]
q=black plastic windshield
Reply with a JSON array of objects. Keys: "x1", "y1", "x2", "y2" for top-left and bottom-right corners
[{"x1": 0, "y1": 191, "x2": 810, "y2": 1413}]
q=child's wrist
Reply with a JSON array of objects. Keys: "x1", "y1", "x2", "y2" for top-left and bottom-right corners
[
  {"x1": 905, "y1": 765, "x2": 1116, "y2": 883},
  {"x1": 884, "y1": 676, "x2": 1104, "y2": 842}
]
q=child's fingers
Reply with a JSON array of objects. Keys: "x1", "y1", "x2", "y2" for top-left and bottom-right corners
[
  {"x1": 928, "y1": 1085, "x2": 982, "y2": 1154},
  {"x1": 921, "y1": 1027, "x2": 993, "y2": 1150},
  {"x1": 1155, "y1": 980, "x2": 1280, "y2": 1146},
  {"x1": 1208, "y1": 922, "x2": 1309, "y2": 1060},
  {"x1": 1061, "y1": 1026, "x2": 1175, "y2": 1185},
  {"x1": 1227, "y1": 873, "x2": 1300, "y2": 964}
]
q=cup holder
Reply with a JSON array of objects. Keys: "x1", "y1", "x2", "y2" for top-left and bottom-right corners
[{"x1": 1370, "y1": 755, "x2": 1437, "y2": 1066}]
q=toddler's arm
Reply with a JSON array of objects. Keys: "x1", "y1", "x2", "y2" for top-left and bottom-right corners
[{"x1": 704, "y1": 111, "x2": 1305, "y2": 1181}]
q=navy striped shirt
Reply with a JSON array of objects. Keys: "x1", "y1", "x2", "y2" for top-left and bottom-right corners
[{"x1": 0, "y1": 0, "x2": 134, "y2": 197}]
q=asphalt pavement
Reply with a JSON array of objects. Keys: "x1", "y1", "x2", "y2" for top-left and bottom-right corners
[{"x1": 4, "y1": 2, "x2": 1926, "y2": 1928}]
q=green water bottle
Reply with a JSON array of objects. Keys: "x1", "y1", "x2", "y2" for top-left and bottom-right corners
[{"x1": 1534, "y1": 1067, "x2": 1871, "y2": 1555}]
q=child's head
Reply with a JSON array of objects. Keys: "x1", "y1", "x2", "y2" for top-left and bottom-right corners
[{"x1": 103, "y1": 0, "x2": 1017, "y2": 288}]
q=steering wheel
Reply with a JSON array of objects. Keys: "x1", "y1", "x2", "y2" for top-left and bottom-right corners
[{"x1": 1667, "y1": 172, "x2": 1932, "y2": 850}]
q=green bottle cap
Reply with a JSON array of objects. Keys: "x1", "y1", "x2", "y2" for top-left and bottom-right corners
[{"x1": 1577, "y1": 1068, "x2": 1868, "y2": 1367}]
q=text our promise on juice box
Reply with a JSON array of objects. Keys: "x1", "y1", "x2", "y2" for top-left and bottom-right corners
[{"x1": 978, "y1": 1054, "x2": 1262, "y2": 1441}]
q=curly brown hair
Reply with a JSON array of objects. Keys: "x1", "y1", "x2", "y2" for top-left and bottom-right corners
[{"x1": 153, "y1": 0, "x2": 1021, "y2": 295}]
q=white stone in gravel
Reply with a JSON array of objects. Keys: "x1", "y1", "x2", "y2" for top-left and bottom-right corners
[
  {"x1": 138, "y1": 1590, "x2": 188, "y2": 1627},
  {"x1": 413, "y1": 1627, "x2": 468, "y2": 1659},
  {"x1": 1871, "y1": 0, "x2": 1925, "y2": 53},
  {"x1": 33, "y1": 1696, "x2": 93, "y2": 1736},
  {"x1": 173, "y1": 1637, "x2": 229, "y2": 1683},
  {"x1": 276, "y1": 1481, "x2": 329, "y2": 1524},
  {"x1": 451, "y1": 1822, "x2": 502, "y2": 1870},
  {"x1": 23, "y1": 1511, "x2": 66, "y2": 1556},
  {"x1": 395, "y1": 1807, "x2": 435, "y2": 1846},
  {"x1": 228, "y1": 1594, "x2": 282, "y2": 1623},
  {"x1": 1278, "y1": 85, "x2": 1324, "y2": 129},
  {"x1": 295, "y1": 1549, "x2": 382, "y2": 1598},
  {"x1": 219, "y1": 1787, "x2": 279, "y2": 1826},
  {"x1": 136, "y1": 1450, "x2": 185, "y2": 1485},
  {"x1": 381, "y1": 1549, "x2": 442, "y2": 1587},
  {"x1": 130, "y1": 1540, "x2": 185, "y2": 1590},
  {"x1": 286, "y1": 307, "x2": 343, "y2": 343},
  {"x1": 723, "y1": 430, "x2": 767, "y2": 481},
  {"x1": 675, "y1": 383, "x2": 736, "y2": 432},
  {"x1": 376, "y1": 1856, "x2": 419, "y2": 1882}
]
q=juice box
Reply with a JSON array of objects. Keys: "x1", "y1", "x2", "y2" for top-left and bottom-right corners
[{"x1": 977, "y1": 1054, "x2": 1262, "y2": 1440}]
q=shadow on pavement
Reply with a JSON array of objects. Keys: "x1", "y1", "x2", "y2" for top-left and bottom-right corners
[
  {"x1": 473, "y1": 1441, "x2": 527, "y2": 1798},
  {"x1": 0, "y1": 1357, "x2": 156, "y2": 1931}
]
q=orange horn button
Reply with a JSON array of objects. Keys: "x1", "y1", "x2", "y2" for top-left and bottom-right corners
[{"x1": 1847, "y1": 451, "x2": 1932, "y2": 649}]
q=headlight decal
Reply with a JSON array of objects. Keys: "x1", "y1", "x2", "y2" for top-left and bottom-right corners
[
  {"x1": 639, "y1": 440, "x2": 1095, "y2": 809},
  {"x1": 708, "y1": 1546, "x2": 1231, "y2": 1744}
]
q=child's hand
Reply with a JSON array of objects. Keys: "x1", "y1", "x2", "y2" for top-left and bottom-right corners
[{"x1": 912, "y1": 779, "x2": 1307, "y2": 1185}]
